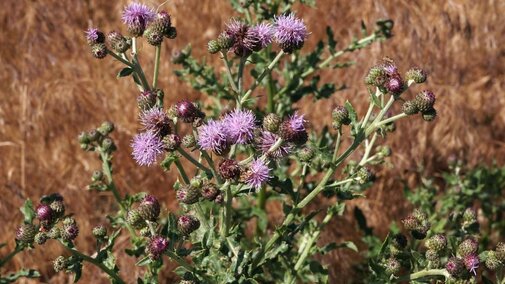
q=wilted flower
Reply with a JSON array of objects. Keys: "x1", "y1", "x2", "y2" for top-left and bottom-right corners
[
  {"x1": 122, "y1": 2, "x2": 156, "y2": 37},
  {"x1": 222, "y1": 109, "x2": 256, "y2": 144},
  {"x1": 258, "y1": 131, "x2": 292, "y2": 159},
  {"x1": 198, "y1": 120, "x2": 229, "y2": 155},
  {"x1": 273, "y1": 13, "x2": 308, "y2": 53},
  {"x1": 244, "y1": 159, "x2": 270, "y2": 189},
  {"x1": 131, "y1": 131, "x2": 164, "y2": 166}
]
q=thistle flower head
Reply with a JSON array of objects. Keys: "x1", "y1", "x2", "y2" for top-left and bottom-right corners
[
  {"x1": 225, "y1": 19, "x2": 252, "y2": 56},
  {"x1": 273, "y1": 13, "x2": 308, "y2": 53},
  {"x1": 446, "y1": 257, "x2": 465, "y2": 277},
  {"x1": 178, "y1": 214, "x2": 200, "y2": 235},
  {"x1": 147, "y1": 235, "x2": 168, "y2": 259},
  {"x1": 140, "y1": 108, "x2": 171, "y2": 137},
  {"x1": 464, "y1": 254, "x2": 480, "y2": 275},
  {"x1": 218, "y1": 159, "x2": 241, "y2": 180},
  {"x1": 222, "y1": 109, "x2": 256, "y2": 144},
  {"x1": 62, "y1": 222, "x2": 79, "y2": 241},
  {"x1": 280, "y1": 113, "x2": 308, "y2": 145},
  {"x1": 198, "y1": 120, "x2": 229, "y2": 155},
  {"x1": 16, "y1": 224, "x2": 37, "y2": 243},
  {"x1": 131, "y1": 131, "x2": 164, "y2": 166},
  {"x1": 36, "y1": 204, "x2": 53, "y2": 221},
  {"x1": 244, "y1": 159, "x2": 270, "y2": 189},
  {"x1": 138, "y1": 194, "x2": 161, "y2": 221},
  {"x1": 85, "y1": 28, "x2": 105, "y2": 45},
  {"x1": 175, "y1": 100, "x2": 203, "y2": 123},
  {"x1": 258, "y1": 131, "x2": 292, "y2": 159},
  {"x1": 122, "y1": 2, "x2": 156, "y2": 36},
  {"x1": 245, "y1": 22, "x2": 274, "y2": 51},
  {"x1": 380, "y1": 57, "x2": 399, "y2": 76}
]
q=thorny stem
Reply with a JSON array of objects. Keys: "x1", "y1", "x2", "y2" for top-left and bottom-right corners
[
  {"x1": 131, "y1": 37, "x2": 151, "y2": 91},
  {"x1": 240, "y1": 50, "x2": 285, "y2": 105},
  {"x1": 201, "y1": 150, "x2": 223, "y2": 184},
  {"x1": 177, "y1": 148, "x2": 210, "y2": 173},
  {"x1": 221, "y1": 51, "x2": 239, "y2": 93},
  {"x1": 174, "y1": 159, "x2": 190, "y2": 184},
  {"x1": 61, "y1": 243, "x2": 126, "y2": 284},
  {"x1": 219, "y1": 183, "x2": 232, "y2": 237},
  {"x1": 152, "y1": 45, "x2": 161, "y2": 89},
  {"x1": 397, "y1": 269, "x2": 450, "y2": 282}
]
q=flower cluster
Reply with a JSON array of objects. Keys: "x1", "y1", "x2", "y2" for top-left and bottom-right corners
[{"x1": 207, "y1": 13, "x2": 307, "y2": 56}]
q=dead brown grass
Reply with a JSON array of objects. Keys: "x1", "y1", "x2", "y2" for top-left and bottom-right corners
[{"x1": 0, "y1": 0, "x2": 504, "y2": 283}]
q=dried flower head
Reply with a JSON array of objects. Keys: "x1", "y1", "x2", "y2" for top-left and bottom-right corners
[
  {"x1": 122, "y1": 2, "x2": 156, "y2": 37},
  {"x1": 222, "y1": 109, "x2": 256, "y2": 144},
  {"x1": 244, "y1": 159, "x2": 270, "y2": 189},
  {"x1": 273, "y1": 13, "x2": 308, "y2": 53},
  {"x1": 198, "y1": 120, "x2": 229, "y2": 155},
  {"x1": 131, "y1": 131, "x2": 164, "y2": 166}
]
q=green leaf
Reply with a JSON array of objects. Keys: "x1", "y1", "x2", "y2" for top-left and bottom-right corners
[
  {"x1": 326, "y1": 26, "x2": 337, "y2": 54},
  {"x1": 0, "y1": 269, "x2": 40, "y2": 283},
  {"x1": 20, "y1": 199, "x2": 35, "y2": 224},
  {"x1": 369, "y1": 93, "x2": 381, "y2": 108},
  {"x1": 117, "y1": 67, "x2": 134, "y2": 78},
  {"x1": 344, "y1": 100, "x2": 358, "y2": 124},
  {"x1": 336, "y1": 241, "x2": 358, "y2": 252},
  {"x1": 135, "y1": 256, "x2": 152, "y2": 266}
]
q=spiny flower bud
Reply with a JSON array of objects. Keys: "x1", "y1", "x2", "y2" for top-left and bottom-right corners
[
  {"x1": 207, "y1": 40, "x2": 221, "y2": 54},
  {"x1": 463, "y1": 208, "x2": 477, "y2": 228},
  {"x1": 463, "y1": 254, "x2": 480, "y2": 275},
  {"x1": 101, "y1": 138, "x2": 115, "y2": 152},
  {"x1": 190, "y1": 176, "x2": 204, "y2": 188},
  {"x1": 107, "y1": 31, "x2": 130, "y2": 53},
  {"x1": 298, "y1": 146, "x2": 315, "y2": 162},
  {"x1": 425, "y1": 249, "x2": 439, "y2": 261},
  {"x1": 91, "y1": 43, "x2": 107, "y2": 59},
  {"x1": 156, "y1": 11, "x2": 172, "y2": 36},
  {"x1": 138, "y1": 195, "x2": 161, "y2": 222},
  {"x1": 48, "y1": 227, "x2": 61, "y2": 239},
  {"x1": 391, "y1": 233, "x2": 408, "y2": 250},
  {"x1": 34, "y1": 232, "x2": 48, "y2": 245},
  {"x1": 176, "y1": 185, "x2": 201, "y2": 204},
  {"x1": 98, "y1": 121, "x2": 115, "y2": 136},
  {"x1": 53, "y1": 256, "x2": 68, "y2": 272},
  {"x1": 263, "y1": 113, "x2": 281, "y2": 133},
  {"x1": 357, "y1": 167, "x2": 374, "y2": 184},
  {"x1": 175, "y1": 100, "x2": 204, "y2": 123},
  {"x1": 365, "y1": 66, "x2": 387, "y2": 87},
  {"x1": 219, "y1": 159, "x2": 241, "y2": 180},
  {"x1": 485, "y1": 251, "x2": 502, "y2": 270},
  {"x1": 332, "y1": 106, "x2": 351, "y2": 129},
  {"x1": 496, "y1": 242, "x2": 505, "y2": 262},
  {"x1": 458, "y1": 238, "x2": 479, "y2": 257},
  {"x1": 425, "y1": 234, "x2": 447, "y2": 252},
  {"x1": 217, "y1": 32, "x2": 234, "y2": 50},
  {"x1": 413, "y1": 209, "x2": 428, "y2": 222},
  {"x1": 201, "y1": 183, "x2": 219, "y2": 201},
  {"x1": 16, "y1": 224, "x2": 37, "y2": 244},
  {"x1": 402, "y1": 100, "x2": 419, "y2": 115},
  {"x1": 182, "y1": 134, "x2": 196, "y2": 148},
  {"x1": 126, "y1": 209, "x2": 145, "y2": 229},
  {"x1": 384, "y1": 258, "x2": 401, "y2": 275},
  {"x1": 88, "y1": 129, "x2": 102, "y2": 142},
  {"x1": 385, "y1": 75, "x2": 405, "y2": 95},
  {"x1": 36, "y1": 204, "x2": 53, "y2": 222},
  {"x1": 422, "y1": 108, "x2": 437, "y2": 122},
  {"x1": 85, "y1": 28, "x2": 105, "y2": 46},
  {"x1": 402, "y1": 215, "x2": 420, "y2": 231},
  {"x1": 147, "y1": 235, "x2": 169, "y2": 259},
  {"x1": 415, "y1": 90, "x2": 436, "y2": 112},
  {"x1": 78, "y1": 132, "x2": 90, "y2": 144},
  {"x1": 163, "y1": 134, "x2": 181, "y2": 151},
  {"x1": 92, "y1": 225, "x2": 107, "y2": 239},
  {"x1": 446, "y1": 257, "x2": 465, "y2": 277},
  {"x1": 137, "y1": 91, "x2": 157, "y2": 111},
  {"x1": 92, "y1": 170, "x2": 104, "y2": 182},
  {"x1": 178, "y1": 215, "x2": 200, "y2": 235},
  {"x1": 62, "y1": 219, "x2": 79, "y2": 241},
  {"x1": 49, "y1": 200, "x2": 65, "y2": 219},
  {"x1": 405, "y1": 67, "x2": 427, "y2": 84},
  {"x1": 144, "y1": 25, "x2": 164, "y2": 46}
]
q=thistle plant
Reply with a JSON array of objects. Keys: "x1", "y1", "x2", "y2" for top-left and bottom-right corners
[{"x1": 1, "y1": 1, "x2": 451, "y2": 283}]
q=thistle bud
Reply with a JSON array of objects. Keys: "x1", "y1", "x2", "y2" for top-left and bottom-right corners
[
  {"x1": 92, "y1": 225, "x2": 107, "y2": 239},
  {"x1": 415, "y1": 90, "x2": 436, "y2": 112},
  {"x1": 92, "y1": 170, "x2": 103, "y2": 182},
  {"x1": 126, "y1": 209, "x2": 145, "y2": 229},
  {"x1": 201, "y1": 183, "x2": 219, "y2": 201},
  {"x1": 279, "y1": 114, "x2": 308, "y2": 145},
  {"x1": 425, "y1": 249, "x2": 439, "y2": 261},
  {"x1": 182, "y1": 134, "x2": 196, "y2": 148},
  {"x1": 391, "y1": 233, "x2": 407, "y2": 250},
  {"x1": 422, "y1": 108, "x2": 437, "y2": 122},
  {"x1": 101, "y1": 138, "x2": 115, "y2": 152},
  {"x1": 48, "y1": 227, "x2": 61, "y2": 239},
  {"x1": 413, "y1": 209, "x2": 428, "y2": 222},
  {"x1": 137, "y1": 91, "x2": 157, "y2": 111},
  {"x1": 332, "y1": 106, "x2": 351, "y2": 129},
  {"x1": 357, "y1": 167, "x2": 374, "y2": 184},
  {"x1": 219, "y1": 159, "x2": 241, "y2": 180},
  {"x1": 425, "y1": 234, "x2": 447, "y2": 252},
  {"x1": 138, "y1": 195, "x2": 161, "y2": 222},
  {"x1": 458, "y1": 238, "x2": 478, "y2": 257},
  {"x1": 446, "y1": 257, "x2": 465, "y2": 277},
  {"x1": 91, "y1": 43, "x2": 107, "y2": 59},
  {"x1": 385, "y1": 75, "x2": 405, "y2": 95},
  {"x1": 405, "y1": 67, "x2": 427, "y2": 84},
  {"x1": 485, "y1": 251, "x2": 502, "y2": 270},
  {"x1": 217, "y1": 32, "x2": 234, "y2": 50},
  {"x1": 36, "y1": 204, "x2": 53, "y2": 222},
  {"x1": 147, "y1": 235, "x2": 169, "y2": 259},
  {"x1": 175, "y1": 100, "x2": 203, "y2": 123},
  {"x1": 62, "y1": 219, "x2": 79, "y2": 241},
  {"x1": 365, "y1": 66, "x2": 387, "y2": 87},
  {"x1": 107, "y1": 31, "x2": 130, "y2": 53},
  {"x1": 144, "y1": 26, "x2": 164, "y2": 46},
  {"x1": 34, "y1": 232, "x2": 48, "y2": 245},
  {"x1": 384, "y1": 258, "x2": 401, "y2": 275},
  {"x1": 207, "y1": 40, "x2": 221, "y2": 54},
  {"x1": 163, "y1": 134, "x2": 181, "y2": 152},
  {"x1": 53, "y1": 256, "x2": 68, "y2": 272},
  {"x1": 16, "y1": 224, "x2": 37, "y2": 244},
  {"x1": 496, "y1": 242, "x2": 505, "y2": 262},
  {"x1": 78, "y1": 132, "x2": 90, "y2": 144},
  {"x1": 463, "y1": 254, "x2": 480, "y2": 275},
  {"x1": 462, "y1": 208, "x2": 477, "y2": 228},
  {"x1": 176, "y1": 185, "x2": 201, "y2": 204},
  {"x1": 402, "y1": 101, "x2": 419, "y2": 115},
  {"x1": 178, "y1": 215, "x2": 200, "y2": 235},
  {"x1": 49, "y1": 200, "x2": 65, "y2": 219},
  {"x1": 87, "y1": 129, "x2": 102, "y2": 142},
  {"x1": 411, "y1": 224, "x2": 430, "y2": 240},
  {"x1": 263, "y1": 113, "x2": 281, "y2": 133},
  {"x1": 98, "y1": 121, "x2": 115, "y2": 136},
  {"x1": 298, "y1": 146, "x2": 315, "y2": 162},
  {"x1": 401, "y1": 215, "x2": 420, "y2": 231}
]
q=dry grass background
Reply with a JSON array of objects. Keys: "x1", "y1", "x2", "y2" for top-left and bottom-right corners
[{"x1": 0, "y1": 0, "x2": 504, "y2": 283}]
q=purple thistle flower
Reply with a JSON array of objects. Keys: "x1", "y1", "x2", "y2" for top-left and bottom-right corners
[
  {"x1": 287, "y1": 112, "x2": 306, "y2": 132},
  {"x1": 122, "y1": 2, "x2": 156, "y2": 36},
  {"x1": 140, "y1": 107, "x2": 171, "y2": 137},
  {"x1": 245, "y1": 159, "x2": 270, "y2": 189},
  {"x1": 280, "y1": 112, "x2": 308, "y2": 145},
  {"x1": 225, "y1": 19, "x2": 252, "y2": 56},
  {"x1": 131, "y1": 131, "x2": 164, "y2": 166},
  {"x1": 273, "y1": 13, "x2": 308, "y2": 53},
  {"x1": 147, "y1": 235, "x2": 168, "y2": 259},
  {"x1": 222, "y1": 109, "x2": 256, "y2": 144},
  {"x1": 245, "y1": 23, "x2": 274, "y2": 51},
  {"x1": 464, "y1": 254, "x2": 480, "y2": 275},
  {"x1": 198, "y1": 120, "x2": 229, "y2": 154},
  {"x1": 258, "y1": 131, "x2": 292, "y2": 159},
  {"x1": 85, "y1": 28, "x2": 105, "y2": 45}
]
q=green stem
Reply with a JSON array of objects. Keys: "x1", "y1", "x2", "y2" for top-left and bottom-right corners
[
  {"x1": 359, "y1": 133, "x2": 377, "y2": 166},
  {"x1": 152, "y1": 45, "x2": 161, "y2": 89},
  {"x1": 332, "y1": 129, "x2": 342, "y2": 162},
  {"x1": 397, "y1": 269, "x2": 450, "y2": 282},
  {"x1": 266, "y1": 47, "x2": 276, "y2": 113},
  {"x1": 108, "y1": 51, "x2": 135, "y2": 68},
  {"x1": 201, "y1": 150, "x2": 222, "y2": 184},
  {"x1": 177, "y1": 148, "x2": 210, "y2": 173},
  {"x1": 62, "y1": 243, "x2": 125, "y2": 284},
  {"x1": 0, "y1": 246, "x2": 23, "y2": 267},
  {"x1": 174, "y1": 159, "x2": 190, "y2": 184},
  {"x1": 240, "y1": 50, "x2": 285, "y2": 105},
  {"x1": 221, "y1": 184, "x2": 233, "y2": 237},
  {"x1": 237, "y1": 55, "x2": 247, "y2": 94},
  {"x1": 221, "y1": 51, "x2": 238, "y2": 93},
  {"x1": 131, "y1": 37, "x2": 151, "y2": 91},
  {"x1": 374, "y1": 112, "x2": 408, "y2": 128},
  {"x1": 366, "y1": 96, "x2": 395, "y2": 136}
]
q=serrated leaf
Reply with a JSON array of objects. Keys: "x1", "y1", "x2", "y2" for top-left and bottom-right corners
[
  {"x1": 117, "y1": 67, "x2": 134, "y2": 78},
  {"x1": 344, "y1": 101, "x2": 358, "y2": 124},
  {"x1": 337, "y1": 241, "x2": 358, "y2": 252},
  {"x1": 326, "y1": 26, "x2": 337, "y2": 53},
  {"x1": 369, "y1": 93, "x2": 381, "y2": 108},
  {"x1": 20, "y1": 199, "x2": 35, "y2": 224}
]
